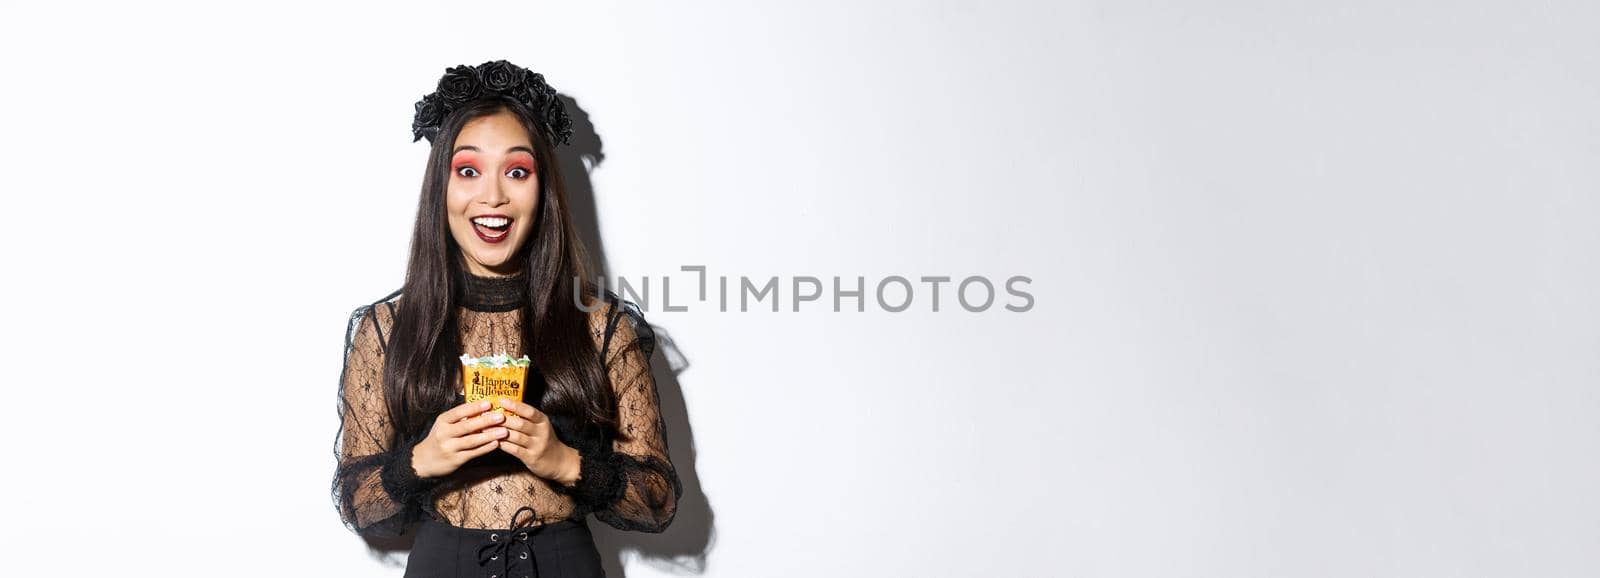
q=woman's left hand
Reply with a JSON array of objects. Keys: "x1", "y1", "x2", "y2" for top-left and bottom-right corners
[{"x1": 494, "y1": 397, "x2": 580, "y2": 483}]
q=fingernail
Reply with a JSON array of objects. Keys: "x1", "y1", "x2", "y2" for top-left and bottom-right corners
[{"x1": 480, "y1": 401, "x2": 491, "y2": 409}]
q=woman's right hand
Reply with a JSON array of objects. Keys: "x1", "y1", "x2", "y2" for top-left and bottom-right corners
[{"x1": 412, "y1": 400, "x2": 509, "y2": 479}]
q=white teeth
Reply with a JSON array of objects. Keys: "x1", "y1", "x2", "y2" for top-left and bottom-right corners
[{"x1": 472, "y1": 216, "x2": 510, "y2": 228}]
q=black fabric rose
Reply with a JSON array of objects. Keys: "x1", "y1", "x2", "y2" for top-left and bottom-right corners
[
  {"x1": 411, "y1": 94, "x2": 444, "y2": 142},
  {"x1": 436, "y1": 64, "x2": 482, "y2": 104},
  {"x1": 546, "y1": 101, "x2": 574, "y2": 144},
  {"x1": 510, "y1": 82, "x2": 534, "y2": 106},
  {"x1": 518, "y1": 73, "x2": 550, "y2": 104},
  {"x1": 478, "y1": 59, "x2": 525, "y2": 93}
]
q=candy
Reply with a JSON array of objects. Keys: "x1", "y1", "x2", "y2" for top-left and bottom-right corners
[{"x1": 461, "y1": 352, "x2": 530, "y2": 415}]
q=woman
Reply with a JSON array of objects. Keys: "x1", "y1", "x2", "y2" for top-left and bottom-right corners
[{"x1": 332, "y1": 60, "x2": 682, "y2": 578}]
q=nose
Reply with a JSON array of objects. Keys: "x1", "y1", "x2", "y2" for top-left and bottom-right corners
[{"x1": 484, "y1": 172, "x2": 510, "y2": 206}]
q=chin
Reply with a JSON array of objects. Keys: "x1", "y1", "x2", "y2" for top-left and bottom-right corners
[
  {"x1": 473, "y1": 253, "x2": 514, "y2": 270},
  {"x1": 469, "y1": 242, "x2": 527, "y2": 271}
]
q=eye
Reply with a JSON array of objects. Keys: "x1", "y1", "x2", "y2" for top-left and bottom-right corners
[
  {"x1": 507, "y1": 167, "x2": 530, "y2": 179},
  {"x1": 456, "y1": 166, "x2": 480, "y2": 178}
]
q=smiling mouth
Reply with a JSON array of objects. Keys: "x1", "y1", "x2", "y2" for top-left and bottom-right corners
[{"x1": 471, "y1": 216, "x2": 513, "y2": 243}]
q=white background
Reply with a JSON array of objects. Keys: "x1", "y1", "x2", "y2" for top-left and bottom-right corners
[{"x1": 1, "y1": 1, "x2": 1596, "y2": 576}]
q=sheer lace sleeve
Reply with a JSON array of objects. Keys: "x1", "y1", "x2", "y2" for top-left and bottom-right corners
[
  {"x1": 552, "y1": 298, "x2": 683, "y2": 533},
  {"x1": 332, "y1": 300, "x2": 445, "y2": 538}
]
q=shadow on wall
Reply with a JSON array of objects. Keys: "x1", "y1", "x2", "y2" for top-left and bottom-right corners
[{"x1": 358, "y1": 95, "x2": 716, "y2": 576}]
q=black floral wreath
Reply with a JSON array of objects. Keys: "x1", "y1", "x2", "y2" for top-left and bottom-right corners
[{"x1": 411, "y1": 60, "x2": 574, "y2": 146}]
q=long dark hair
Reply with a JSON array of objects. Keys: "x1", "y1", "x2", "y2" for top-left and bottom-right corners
[{"x1": 382, "y1": 95, "x2": 618, "y2": 449}]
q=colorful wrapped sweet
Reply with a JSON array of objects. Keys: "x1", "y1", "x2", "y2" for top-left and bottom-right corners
[{"x1": 459, "y1": 352, "x2": 532, "y2": 415}]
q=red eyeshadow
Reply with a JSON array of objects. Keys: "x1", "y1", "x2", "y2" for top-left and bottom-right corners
[
  {"x1": 506, "y1": 152, "x2": 535, "y2": 173},
  {"x1": 451, "y1": 152, "x2": 478, "y2": 171}
]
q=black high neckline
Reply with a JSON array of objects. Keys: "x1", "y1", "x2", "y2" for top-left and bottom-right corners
[{"x1": 457, "y1": 268, "x2": 528, "y2": 312}]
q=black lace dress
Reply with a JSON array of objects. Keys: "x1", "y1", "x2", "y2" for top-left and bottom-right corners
[{"x1": 332, "y1": 268, "x2": 682, "y2": 576}]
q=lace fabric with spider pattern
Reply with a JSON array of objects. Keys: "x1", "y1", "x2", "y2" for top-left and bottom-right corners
[{"x1": 332, "y1": 268, "x2": 681, "y2": 537}]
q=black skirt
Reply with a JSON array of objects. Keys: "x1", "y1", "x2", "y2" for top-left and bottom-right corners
[{"x1": 405, "y1": 507, "x2": 605, "y2": 578}]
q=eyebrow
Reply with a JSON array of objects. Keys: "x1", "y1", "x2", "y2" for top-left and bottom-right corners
[{"x1": 452, "y1": 145, "x2": 536, "y2": 156}]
